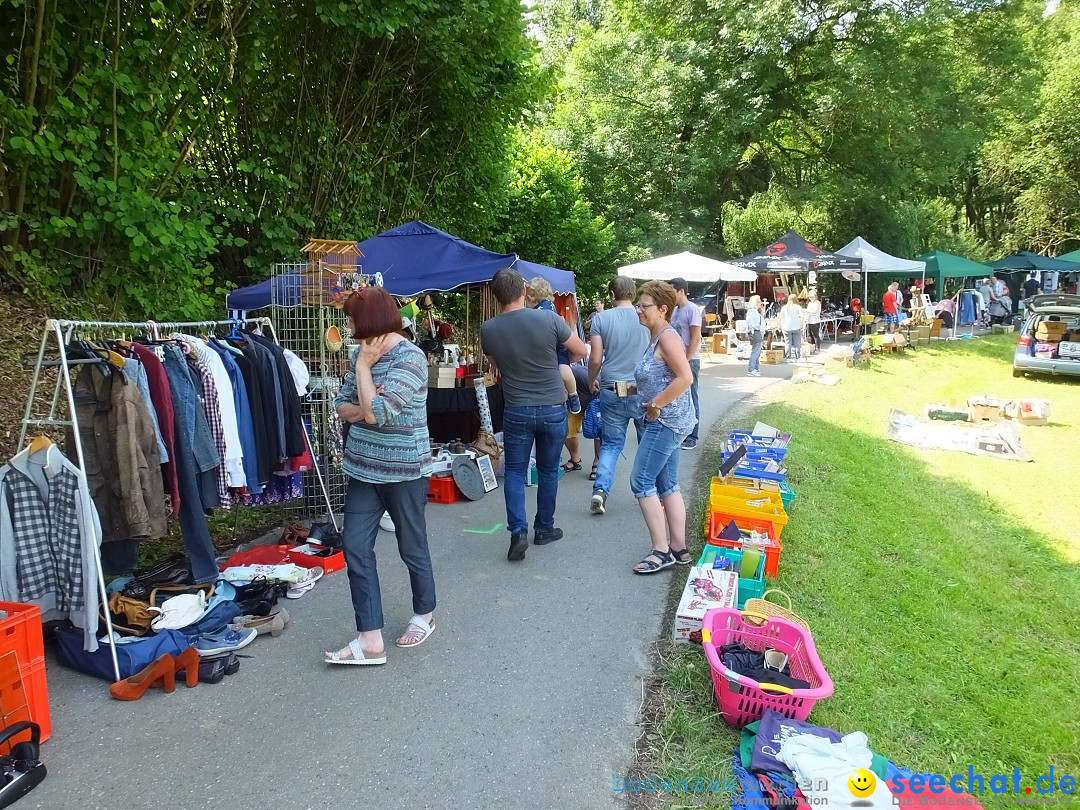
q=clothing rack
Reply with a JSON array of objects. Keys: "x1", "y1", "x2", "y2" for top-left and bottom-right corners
[{"x1": 16, "y1": 316, "x2": 337, "y2": 682}]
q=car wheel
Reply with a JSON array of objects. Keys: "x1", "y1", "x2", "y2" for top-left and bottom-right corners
[{"x1": 1012, "y1": 367, "x2": 1025, "y2": 378}]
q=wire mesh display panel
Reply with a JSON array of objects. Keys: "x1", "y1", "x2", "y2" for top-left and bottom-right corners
[{"x1": 271, "y1": 255, "x2": 356, "y2": 521}]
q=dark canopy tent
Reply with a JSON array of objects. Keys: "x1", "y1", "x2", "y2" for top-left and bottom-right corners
[
  {"x1": 728, "y1": 230, "x2": 862, "y2": 271},
  {"x1": 988, "y1": 251, "x2": 1080, "y2": 274},
  {"x1": 225, "y1": 220, "x2": 576, "y2": 310}
]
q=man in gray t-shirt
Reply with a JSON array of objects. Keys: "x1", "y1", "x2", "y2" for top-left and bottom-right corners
[
  {"x1": 587, "y1": 275, "x2": 649, "y2": 515},
  {"x1": 481, "y1": 269, "x2": 587, "y2": 562},
  {"x1": 482, "y1": 309, "x2": 572, "y2": 406}
]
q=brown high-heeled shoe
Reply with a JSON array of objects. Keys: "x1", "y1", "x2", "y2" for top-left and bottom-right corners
[
  {"x1": 109, "y1": 653, "x2": 176, "y2": 701},
  {"x1": 172, "y1": 646, "x2": 200, "y2": 688}
]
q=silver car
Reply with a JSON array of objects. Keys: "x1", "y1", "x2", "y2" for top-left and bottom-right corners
[{"x1": 1013, "y1": 293, "x2": 1080, "y2": 378}]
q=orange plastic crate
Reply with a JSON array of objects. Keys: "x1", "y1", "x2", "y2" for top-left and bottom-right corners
[
  {"x1": 0, "y1": 602, "x2": 45, "y2": 668},
  {"x1": 0, "y1": 651, "x2": 50, "y2": 746},
  {"x1": 704, "y1": 494, "x2": 790, "y2": 540},
  {"x1": 705, "y1": 511, "x2": 782, "y2": 579},
  {"x1": 427, "y1": 475, "x2": 462, "y2": 504}
]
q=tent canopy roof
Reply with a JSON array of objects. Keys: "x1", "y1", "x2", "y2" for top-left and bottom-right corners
[
  {"x1": 989, "y1": 251, "x2": 1080, "y2": 273},
  {"x1": 917, "y1": 251, "x2": 990, "y2": 280},
  {"x1": 728, "y1": 229, "x2": 862, "y2": 271},
  {"x1": 1059, "y1": 249, "x2": 1080, "y2": 264},
  {"x1": 835, "y1": 237, "x2": 925, "y2": 274},
  {"x1": 225, "y1": 220, "x2": 575, "y2": 310},
  {"x1": 618, "y1": 251, "x2": 757, "y2": 282}
]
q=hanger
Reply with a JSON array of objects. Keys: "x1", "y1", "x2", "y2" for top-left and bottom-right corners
[{"x1": 27, "y1": 435, "x2": 53, "y2": 455}]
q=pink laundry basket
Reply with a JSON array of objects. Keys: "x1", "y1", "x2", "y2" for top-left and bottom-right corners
[{"x1": 701, "y1": 608, "x2": 834, "y2": 727}]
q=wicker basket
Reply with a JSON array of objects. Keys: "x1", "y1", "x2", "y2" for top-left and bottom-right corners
[{"x1": 741, "y1": 589, "x2": 808, "y2": 630}]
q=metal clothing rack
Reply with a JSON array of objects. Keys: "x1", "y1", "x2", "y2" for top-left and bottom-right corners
[{"x1": 16, "y1": 316, "x2": 337, "y2": 682}]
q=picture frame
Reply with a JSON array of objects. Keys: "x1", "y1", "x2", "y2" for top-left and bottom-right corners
[{"x1": 476, "y1": 454, "x2": 498, "y2": 492}]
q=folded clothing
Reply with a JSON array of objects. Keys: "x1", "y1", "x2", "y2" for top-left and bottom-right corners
[{"x1": 719, "y1": 643, "x2": 811, "y2": 690}]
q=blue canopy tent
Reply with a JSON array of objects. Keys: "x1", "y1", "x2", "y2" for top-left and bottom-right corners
[{"x1": 225, "y1": 221, "x2": 575, "y2": 311}]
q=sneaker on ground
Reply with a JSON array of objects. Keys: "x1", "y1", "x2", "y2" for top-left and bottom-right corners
[
  {"x1": 567, "y1": 393, "x2": 582, "y2": 414},
  {"x1": 748, "y1": 370, "x2": 761, "y2": 377},
  {"x1": 194, "y1": 627, "x2": 258, "y2": 657},
  {"x1": 681, "y1": 438, "x2": 698, "y2": 450},
  {"x1": 590, "y1": 491, "x2": 607, "y2": 515},
  {"x1": 379, "y1": 511, "x2": 395, "y2": 532}
]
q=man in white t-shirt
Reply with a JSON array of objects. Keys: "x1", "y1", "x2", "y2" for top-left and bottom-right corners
[{"x1": 669, "y1": 278, "x2": 702, "y2": 450}]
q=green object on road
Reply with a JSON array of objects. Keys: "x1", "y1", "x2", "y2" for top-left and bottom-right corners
[{"x1": 463, "y1": 523, "x2": 504, "y2": 534}]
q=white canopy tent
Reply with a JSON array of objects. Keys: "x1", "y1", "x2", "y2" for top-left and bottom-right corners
[
  {"x1": 836, "y1": 237, "x2": 928, "y2": 308},
  {"x1": 619, "y1": 251, "x2": 758, "y2": 282}
]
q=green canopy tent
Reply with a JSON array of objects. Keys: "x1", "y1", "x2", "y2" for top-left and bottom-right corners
[
  {"x1": 1058, "y1": 249, "x2": 1080, "y2": 264},
  {"x1": 917, "y1": 251, "x2": 991, "y2": 293}
]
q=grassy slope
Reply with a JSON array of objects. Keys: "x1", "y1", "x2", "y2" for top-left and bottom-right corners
[{"x1": 644, "y1": 336, "x2": 1080, "y2": 807}]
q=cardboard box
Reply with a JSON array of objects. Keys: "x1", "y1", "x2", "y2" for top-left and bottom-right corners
[
  {"x1": 1036, "y1": 321, "x2": 1067, "y2": 341},
  {"x1": 673, "y1": 567, "x2": 738, "y2": 644},
  {"x1": 711, "y1": 334, "x2": 729, "y2": 353},
  {"x1": 1004, "y1": 398, "x2": 1050, "y2": 426},
  {"x1": 428, "y1": 366, "x2": 457, "y2": 388},
  {"x1": 1058, "y1": 341, "x2": 1080, "y2": 359},
  {"x1": 761, "y1": 349, "x2": 785, "y2": 365}
]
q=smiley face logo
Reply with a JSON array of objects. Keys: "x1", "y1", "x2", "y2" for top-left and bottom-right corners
[{"x1": 848, "y1": 769, "x2": 877, "y2": 799}]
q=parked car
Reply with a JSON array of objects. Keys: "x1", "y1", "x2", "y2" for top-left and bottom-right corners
[{"x1": 1013, "y1": 294, "x2": 1080, "y2": 378}]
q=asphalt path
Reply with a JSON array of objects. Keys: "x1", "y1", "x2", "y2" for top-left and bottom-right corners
[{"x1": 29, "y1": 356, "x2": 789, "y2": 810}]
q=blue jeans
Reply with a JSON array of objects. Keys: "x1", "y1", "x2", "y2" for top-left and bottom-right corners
[
  {"x1": 688, "y1": 358, "x2": 700, "y2": 442},
  {"x1": 594, "y1": 389, "x2": 643, "y2": 495},
  {"x1": 630, "y1": 420, "x2": 686, "y2": 498},
  {"x1": 342, "y1": 476, "x2": 436, "y2": 632},
  {"x1": 161, "y1": 346, "x2": 221, "y2": 583},
  {"x1": 749, "y1": 334, "x2": 764, "y2": 372},
  {"x1": 503, "y1": 405, "x2": 568, "y2": 535}
]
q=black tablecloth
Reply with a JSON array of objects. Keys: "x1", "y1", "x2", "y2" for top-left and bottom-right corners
[{"x1": 426, "y1": 383, "x2": 504, "y2": 443}]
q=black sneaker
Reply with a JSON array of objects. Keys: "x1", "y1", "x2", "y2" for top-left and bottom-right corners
[
  {"x1": 590, "y1": 490, "x2": 607, "y2": 515},
  {"x1": 507, "y1": 531, "x2": 528, "y2": 562},
  {"x1": 681, "y1": 438, "x2": 698, "y2": 450},
  {"x1": 567, "y1": 393, "x2": 582, "y2": 414},
  {"x1": 534, "y1": 528, "x2": 563, "y2": 545}
]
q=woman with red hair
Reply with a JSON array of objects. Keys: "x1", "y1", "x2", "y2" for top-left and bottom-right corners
[{"x1": 326, "y1": 287, "x2": 437, "y2": 666}]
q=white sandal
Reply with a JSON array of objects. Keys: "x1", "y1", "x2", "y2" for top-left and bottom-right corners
[
  {"x1": 395, "y1": 615, "x2": 435, "y2": 649},
  {"x1": 324, "y1": 638, "x2": 386, "y2": 666}
]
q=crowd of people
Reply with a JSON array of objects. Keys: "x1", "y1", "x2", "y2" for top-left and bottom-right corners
[{"x1": 321, "y1": 271, "x2": 706, "y2": 663}]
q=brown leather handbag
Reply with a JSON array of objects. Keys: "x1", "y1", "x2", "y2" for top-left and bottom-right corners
[{"x1": 103, "y1": 593, "x2": 156, "y2": 636}]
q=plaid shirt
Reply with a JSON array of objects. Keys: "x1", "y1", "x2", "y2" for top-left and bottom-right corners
[
  {"x1": 0, "y1": 445, "x2": 103, "y2": 651},
  {"x1": 189, "y1": 354, "x2": 231, "y2": 509}
]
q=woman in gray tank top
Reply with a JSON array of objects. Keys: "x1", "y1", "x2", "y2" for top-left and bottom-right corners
[{"x1": 628, "y1": 281, "x2": 695, "y2": 574}]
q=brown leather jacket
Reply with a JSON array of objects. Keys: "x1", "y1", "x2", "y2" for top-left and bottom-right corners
[{"x1": 71, "y1": 364, "x2": 167, "y2": 543}]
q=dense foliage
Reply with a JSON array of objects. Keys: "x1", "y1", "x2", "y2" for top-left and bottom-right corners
[
  {"x1": 2, "y1": 0, "x2": 1077, "y2": 319},
  {"x1": 0, "y1": 0, "x2": 545, "y2": 316},
  {"x1": 538, "y1": 0, "x2": 1080, "y2": 264}
]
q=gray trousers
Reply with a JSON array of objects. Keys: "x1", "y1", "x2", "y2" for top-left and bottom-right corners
[{"x1": 342, "y1": 476, "x2": 436, "y2": 632}]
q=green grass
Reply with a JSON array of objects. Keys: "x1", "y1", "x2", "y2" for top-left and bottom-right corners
[
  {"x1": 640, "y1": 335, "x2": 1080, "y2": 807},
  {"x1": 136, "y1": 503, "x2": 287, "y2": 570}
]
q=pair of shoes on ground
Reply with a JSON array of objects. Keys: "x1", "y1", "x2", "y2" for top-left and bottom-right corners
[
  {"x1": 506, "y1": 528, "x2": 563, "y2": 561},
  {"x1": 229, "y1": 606, "x2": 290, "y2": 638},
  {"x1": 324, "y1": 614, "x2": 435, "y2": 667},
  {"x1": 747, "y1": 370, "x2": 762, "y2": 377},
  {"x1": 109, "y1": 646, "x2": 202, "y2": 700},
  {"x1": 285, "y1": 566, "x2": 324, "y2": 599}
]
